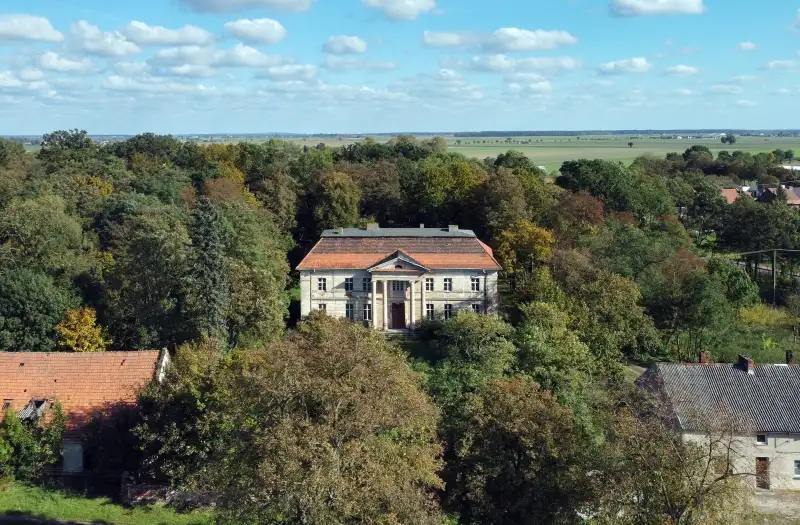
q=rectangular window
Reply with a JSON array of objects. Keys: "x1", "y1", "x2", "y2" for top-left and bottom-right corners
[
  {"x1": 346, "y1": 303, "x2": 354, "y2": 320},
  {"x1": 443, "y1": 278, "x2": 453, "y2": 292},
  {"x1": 795, "y1": 460, "x2": 800, "y2": 478},
  {"x1": 757, "y1": 434, "x2": 768, "y2": 445},
  {"x1": 392, "y1": 281, "x2": 405, "y2": 292},
  {"x1": 344, "y1": 278, "x2": 354, "y2": 292},
  {"x1": 426, "y1": 304, "x2": 434, "y2": 320},
  {"x1": 471, "y1": 277, "x2": 481, "y2": 292},
  {"x1": 2, "y1": 400, "x2": 10, "y2": 411},
  {"x1": 425, "y1": 278, "x2": 434, "y2": 292},
  {"x1": 364, "y1": 303, "x2": 372, "y2": 322},
  {"x1": 317, "y1": 278, "x2": 327, "y2": 292},
  {"x1": 444, "y1": 304, "x2": 453, "y2": 320},
  {"x1": 362, "y1": 277, "x2": 372, "y2": 291},
  {"x1": 318, "y1": 303, "x2": 327, "y2": 312},
  {"x1": 472, "y1": 303, "x2": 482, "y2": 313}
]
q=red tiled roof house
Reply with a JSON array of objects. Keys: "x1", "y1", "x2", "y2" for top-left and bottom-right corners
[
  {"x1": 0, "y1": 350, "x2": 170, "y2": 473},
  {"x1": 297, "y1": 224, "x2": 501, "y2": 330}
]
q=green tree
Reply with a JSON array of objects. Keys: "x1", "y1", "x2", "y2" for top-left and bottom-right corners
[
  {"x1": 185, "y1": 197, "x2": 230, "y2": 344},
  {"x1": 0, "y1": 403, "x2": 65, "y2": 482},
  {"x1": 0, "y1": 269, "x2": 79, "y2": 352},
  {"x1": 310, "y1": 170, "x2": 361, "y2": 233},
  {"x1": 38, "y1": 129, "x2": 97, "y2": 173}
]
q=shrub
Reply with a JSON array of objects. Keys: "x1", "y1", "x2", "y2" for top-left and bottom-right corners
[{"x1": 0, "y1": 403, "x2": 65, "y2": 482}]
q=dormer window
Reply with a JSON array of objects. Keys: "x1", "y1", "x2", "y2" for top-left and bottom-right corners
[{"x1": 395, "y1": 265, "x2": 403, "y2": 269}]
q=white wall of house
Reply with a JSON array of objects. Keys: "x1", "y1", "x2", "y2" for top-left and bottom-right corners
[
  {"x1": 299, "y1": 270, "x2": 499, "y2": 328},
  {"x1": 684, "y1": 431, "x2": 800, "y2": 491}
]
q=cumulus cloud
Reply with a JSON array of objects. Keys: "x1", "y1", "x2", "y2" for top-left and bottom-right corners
[
  {"x1": 71, "y1": 20, "x2": 140, "y2": 57},
  {"x1": 261, "y1": 64, "x2": 318, "y2": 80},
  {"x1": 38, "y1": 51, "x2": 94, "y2": 73},
  {"x1": 114, "y1": 61, "x2": 151, "y2": 76},
  {"x1": 467, "y1": 54, "x2": 582, "y2": 74},
  {"x1": 123, "y1": 21, "x2": 214, "y2": 46},
  {"x1": 18, "y1": 68, "x2": 45, "y2": 82},
  {"x1": 598, "y1": 57, "x2": 652, "y2": 74},
  {"x1": 323, "y1": 35, "x2": 368, "y2": 54},
  {"x1": 323, "y1": 56, "x2": 395, "y2": 71},
  {"x1": 423, "y1": 31, "x2": 468, "y2": 47},
  {"x1": 665, "y1": 64, "x2": 698, "y2": 75},
  {"x1": 709, "y1": 84, "x2": 743, "y2": 94},
  {"x1": 610, "y1": 0, "x2": 705, "y2": 16},
  {"x1": 766, "y1": 60, "x2": 799, "y2": 70},
  {"x1": 671, "y1": 88, "x2": 693, "y2": 95},
  {"x1": 150, "y1": 44, "x2": 282, "y2": 68},
  {"x1": 178, "y1": 0, "x2": 311, "y2": 13},
  {"x1": 738, "y1": 41, "x2": 757, "y2": 52},
  {"x1": 104, "y1": 75, "x2": 221, "y2": 95},
  {"x1": 363, "y1": 0, "x2": 436, "y2": 21},
  {"x1": 482, "y1": 28, "x2": 577, "y2": 52},
  {"x1": 390, "y1": 70, "x2": 484, "y2": 102},
  {"x1": 225, "y1": 19, "x2": 287, "y2": 45},
  {"x1": 0, "y1": 14, "x2": 63, "y2": 42}
]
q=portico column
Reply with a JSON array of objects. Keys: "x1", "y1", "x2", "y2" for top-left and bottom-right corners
[
  {"x1": 409, "y1": 280, "x2": 416, "y2": 330},
  {"x1": 371, "y1": 279, "x2": 377, "y2": 329},
  {"x1": 421, "y1": 276, "x2": 426, "y2": 321},
  {"x1": 383, "y1": 280, "x2": 389, "y2": 330}
]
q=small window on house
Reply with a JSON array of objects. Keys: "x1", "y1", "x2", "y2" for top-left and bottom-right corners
[
  {"x1": 346, "y1": 303, "x2": 354, "y2": 320},
  {"x1": 426, "y1": 304, "x2": 434, "y2": 320},
  {"x1": 444, "y1": 304, "x2": 453, "y2": 320},
  {"x1": 425, "y1": 278, "x2": 434, "y2": 292},
  {"x1": 472, "y1": 304, "x2": 482, "y2": 314},
  {"x1": 471, "y1": 277, "x2": 481, "y2": 292},
  {"x1": 443, "y1": 278, "x2": 453, "y2": 292},
  {"x1": 363, "y1": 277, "x2": 372, "y2": 291},
  {"x1": 392, "y1": 281, "x2": 405, "y2": 292},
  {"x1": 318, "y1": 303, "x2": 327, "y2": 312},
  {"x1": 317, "y1": 278, "x2": 327, "y2": 292},
  {"x1": 395, "y1": 265, "x2": 403, "y2": 269},
  {"x1": 344, "y1": 278, "x2": 354, "y2": 292},
  {"x1": 364, "y1": 303, "x2": 372, "y2": 322},
  {"x1": 757, "y1": 434, "x2": 768, "y2": 445},
  {"x1": 2, "y1": 400, "x2": 10, "y2": 411}
]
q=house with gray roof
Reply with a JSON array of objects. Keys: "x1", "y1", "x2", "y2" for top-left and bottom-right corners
[{"x1": 639, "y1": 353, "x2": 800, "y2": 491}]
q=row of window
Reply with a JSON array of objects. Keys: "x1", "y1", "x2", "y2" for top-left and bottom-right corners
[
  {"x1": 317, "y1": 302, "x2": 482, "y2": 320},
  {"x1": 317, "y1": 277, "x2": 482, "y2": 293}
]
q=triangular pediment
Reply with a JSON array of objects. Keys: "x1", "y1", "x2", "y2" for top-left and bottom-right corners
[{"x1": 368, "y1": 250, "x2": 429, "y2": 273}]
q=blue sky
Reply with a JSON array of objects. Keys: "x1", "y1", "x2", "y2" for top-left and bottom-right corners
[{"x1": 0, "y1": 0, "x2": 799, "y2": 134}]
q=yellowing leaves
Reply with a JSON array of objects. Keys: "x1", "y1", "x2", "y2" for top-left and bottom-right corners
[
  {"x1": 56, "y1": 308, "x2": 109, "y2": 352},
  {"x1": 496, "y1": 220, "x2": 555, "y2": 275}
]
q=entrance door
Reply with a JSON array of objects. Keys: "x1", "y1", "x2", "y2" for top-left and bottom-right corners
[
  {"x1": 391, "y1": 303, "x2": 406, "y2": 329},
  {"x1": 756, "y1": 457, "x2": 770, "y2": 489}
]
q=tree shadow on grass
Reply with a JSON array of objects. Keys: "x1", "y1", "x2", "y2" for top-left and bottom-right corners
[{"x1": 0, "y1": 510, "x2": 113, "y2": 524}]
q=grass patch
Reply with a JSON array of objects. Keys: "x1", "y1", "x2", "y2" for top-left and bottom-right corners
[
  {"x1": 0, "y1": 484, "x2": 212, "y2": 525},
  {"x1": 738, "y1": 304, "x2": 792, "y2": 329},
  {"x1": 719, "y1": 305, "x2": 800, "y2": 364}
]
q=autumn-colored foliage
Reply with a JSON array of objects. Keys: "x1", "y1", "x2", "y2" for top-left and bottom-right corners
[{"x1": 56, "y1": 308, "x2": 109, "y2": 352}]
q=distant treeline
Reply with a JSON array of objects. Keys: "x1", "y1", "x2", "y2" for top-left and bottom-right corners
[{"x1": 454, "y1": 130, "x2": 800, "y2": 138}]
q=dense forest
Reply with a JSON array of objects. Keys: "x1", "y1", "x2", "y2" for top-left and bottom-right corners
[{"x1": 0, "y1": 130, "x2": 797, "y2": 523}]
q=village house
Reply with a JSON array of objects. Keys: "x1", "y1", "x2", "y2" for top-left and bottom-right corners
[
  {"x1": 297, "y1": 224, "x2": 501, "y2": 331},
  {"x1": 0, "y1": 350, "x2": 169, "y2": 474},
  {"x1": 639, "y1": 353, "x2": 800, "y2": 491}
]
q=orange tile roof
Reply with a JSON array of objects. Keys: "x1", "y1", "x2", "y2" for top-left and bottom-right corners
[
  {"x1": 297, "y1": 236, "x2": 501, "y2": 270},
  {"x1": 0, "y1": 351, "x2": 161, "y2": 431},
  {"x1": 721, "y1": 188, "x2": 739, "y2": 205}
]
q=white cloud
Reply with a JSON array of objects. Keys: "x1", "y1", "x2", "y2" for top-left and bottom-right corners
[
  {"x1": 165, "y1": 64, "x2": 218, "y2": 78},
  {"x1": 150, "y1": 44, "x2": 282, "y2": 68},
  {"x1": 178, "y1": 0, "x2": 311, "y2": 13},
  {"x1": 423, "y1": 31, "x2": 467, "y2": 47},
  {"x1": 323, "y1": 56, "x2": 396, "y2": 71},
  {"x1": 104, "y1": 75, "x2": 221, "y2": 95},
  {"x1": 390, "y1": 71, "x2": 484, "y2": 101},
  {"x1": 113, "y1": 61, "x2": 151, "y2": 76},
  {"x1": 38, "y1": 51, "x2": 93, "y2": 73},
  {"x1": 467, "y1": 54, "x2": 582, "y2": 73},
  {"x1": 671, "y1": 88, "x2": 693, "y2": 95},
  {"x1": 262, "y1": 64, "x2": 318, "y2": 80},
  {"x1": 735, "y1": 99, "x2": 756, "y2": 106},
  {"x1": 18, "y1": 68, "x2": 45, "y2": 82},
  {"x1": 738, "y1": 41, "x2": 757, "y2": 52},
  {"x1": 363, "y1": 0, "x2": 436, "y2": 21},
  {"x1": 729, "y1": 75, "x2": 758, "y2": 84},
  {"x1": 766, "y1": 60, "x2": 799, "y2": 70},
  {"x1": 323, "y1": 35, "x2": 368, "y2": 54},
  {"x1": 482, "y1": 28, "x2": 577, "y2": 52},
  {"x1": 598, "y1": 57, "x2": 653, "y2": 74},
  {"x1": 665, "y1": 64, "x2": 698, "y2": 75},
  {"x1": 123, "y1": 21, "x2": 214, "y2": 46},
  {"x1": 709, "y1": 84, "x2": 743, "y2": 94},
  {"x1": 71, "y1": 20, "x2": 141, "y2": 57},
  {"x1": 0, "y1": 14, "x2": 63, "y2": 42},
  {"x1": 225, "y1": 19, "x2": 287, "y2": 45},
  {"x1": 610, "y1": 0, "x2": 705, "y2": 16}
]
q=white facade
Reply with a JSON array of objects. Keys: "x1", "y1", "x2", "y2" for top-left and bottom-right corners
[{"x1": 299, "y1": 266, "x2": 499, "y2": 329}]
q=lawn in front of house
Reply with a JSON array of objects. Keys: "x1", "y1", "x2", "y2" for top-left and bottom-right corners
[{"x1": 0, "y1": 483, "x2": 212, "y2": 525}]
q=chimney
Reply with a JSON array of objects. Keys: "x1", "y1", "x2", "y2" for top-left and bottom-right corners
[
  {"x1": 366, "y1": 223, "x2": 379, "y2": 231},
  {"x1": 738, "y1": 354, "x2": 755, "y2": 375},
  {"x1": 336, "y1": 227, "x2": 344, "y2": 235},
  {"x1": 448, "y1": 225, "x2": 459, "y2": 232},
  {"x1": 698, "y1": 351, "x2": 712, "y2": 364},
  {"x1": 419, "y1": 223, "x2": 425, "y2": 229},
  {"x1": 787, "y1": 350, "x2": 797, "y2": 366}
]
